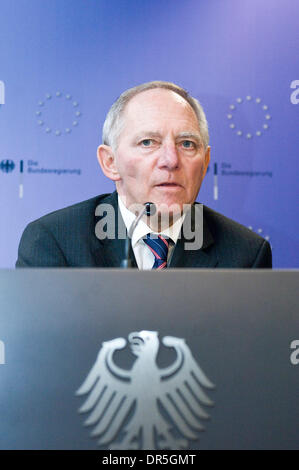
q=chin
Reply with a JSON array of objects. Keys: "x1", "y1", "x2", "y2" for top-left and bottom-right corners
[{"x1": 154, "y1": 199, "x2": 185, "y2": 217}]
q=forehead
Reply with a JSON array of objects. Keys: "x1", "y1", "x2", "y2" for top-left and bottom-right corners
[{"x1": 122, "y1": 88, "x2": 199, "y2": 133}]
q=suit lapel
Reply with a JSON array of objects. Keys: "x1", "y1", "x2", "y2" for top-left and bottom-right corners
[
  {"x1": 91, "y1": 195, "x2": 217, "y2": 269},
  {"x1": 169, "y1": 204, "x2": 219, "y2": 268},
  {"x1": 91, "y1": 192, "x2": 138, "y2": 268}
]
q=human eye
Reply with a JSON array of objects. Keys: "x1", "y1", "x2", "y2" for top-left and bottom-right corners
[
  {"x1": 181, "y1": 140, "x2": 196, "y2": 149},
  {"x1": 140, "y1": 139, "x2": 154, "y2": 147}
]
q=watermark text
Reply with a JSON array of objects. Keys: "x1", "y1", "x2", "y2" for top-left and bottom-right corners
[
  {"x1": 95, "y1": 202, "x2": 203, "y2": 250},
  {"x1": 290, "y1": 340, "x2": 299, "y2": 365},
  {"x1": 290, "y1": 80, "x2": 299, "y2": 104}
]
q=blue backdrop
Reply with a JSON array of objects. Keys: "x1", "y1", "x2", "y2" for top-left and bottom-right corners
[{"x1": 0, "y1": 0, "x2": 298, "y2": 268}]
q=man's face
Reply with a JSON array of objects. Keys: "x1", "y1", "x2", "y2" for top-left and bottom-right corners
[{"x1": 102, "y1": 88, "x2": 210, "y2": 213}]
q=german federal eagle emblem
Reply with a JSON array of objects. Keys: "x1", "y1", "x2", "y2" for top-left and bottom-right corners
[{"x1": 76, "y1": 330, "x2": 214, "y2": 450}]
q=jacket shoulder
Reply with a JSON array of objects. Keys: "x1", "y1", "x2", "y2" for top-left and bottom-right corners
[
  {"x1": 31, "y1": 193, "x2": 112, "y2": 228},
  {"x1": 203, "y1": 205, "x2": 263, "y2": 241},
  {"x1": 202, "y1": 205, "x2": 272, "y2": 267},
  {"x1": 16, "y1": 193, "x2": 114, "y2": 267}
]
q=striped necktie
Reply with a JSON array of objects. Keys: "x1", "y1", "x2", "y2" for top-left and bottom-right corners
[{"x1": 143, "y1": 234, "x2": 169, "y2": 269}]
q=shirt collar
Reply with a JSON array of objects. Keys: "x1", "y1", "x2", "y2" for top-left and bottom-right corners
[{"x1": 118, "y1": 195, "x2": 185, "y2": 248}]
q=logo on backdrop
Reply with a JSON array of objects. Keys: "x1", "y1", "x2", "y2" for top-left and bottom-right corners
[
  {"x1": 227, "y1": 96, "x2": 271, "y2": 139},
  {"x1": 76, "y1": 330, "x2": 214, "y2": 450},
  {"x1": 0, "y1": 80, "x2": 5, "y2": 105},
  {"x1": 36, "y1": 91, "x2": 82, "y2": 136},
  {"x1": 0, "y1": 159, "x2": 15, "y2": 173},
  {"x1": 0, "y1": 158, "x2": 81, "y2": 199},
  {"x1": 290, "y1": 80, "x2": 299, "y2": 104},
  {"x1": 208, "y1": 161, "x2": 272, "y2": 200},
  {"x1": 207, "y1": 95, "x2": 274, "y2": 199}
]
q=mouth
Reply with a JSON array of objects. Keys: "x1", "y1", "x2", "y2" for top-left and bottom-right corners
[{"x1": 155, "y1": 182, "x2": 183, "y2": 188}]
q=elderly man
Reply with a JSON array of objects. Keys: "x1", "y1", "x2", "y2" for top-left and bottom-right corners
[{"x1": 16, "y1": 81, "x2": 272, "y2": 268}]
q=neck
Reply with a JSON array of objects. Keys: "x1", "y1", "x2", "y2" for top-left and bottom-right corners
[{"x1": 145, "y1": 211, "x2": 182, "y2": 232}]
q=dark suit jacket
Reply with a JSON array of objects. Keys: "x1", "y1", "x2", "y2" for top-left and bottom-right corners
[{"x1": 16, "y1": 191, "x2": 272, "y2": 268}]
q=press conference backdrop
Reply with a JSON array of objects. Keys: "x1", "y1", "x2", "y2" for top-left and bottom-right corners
[{"x1": 0, "y1": 0, "x2": 298, "y2": 268}]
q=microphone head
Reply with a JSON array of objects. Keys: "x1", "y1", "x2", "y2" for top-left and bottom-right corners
[{"x1": 144, "y1": 202, "x2": 156, "y2": 216}]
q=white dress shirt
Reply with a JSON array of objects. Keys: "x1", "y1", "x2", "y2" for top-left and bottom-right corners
[{"x1": 118, "y1": 196, "x2": 185, "y2": 270}]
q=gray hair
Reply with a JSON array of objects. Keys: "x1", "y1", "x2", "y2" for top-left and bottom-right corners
[{"x1": 102, "y1": 81, "x2": 209, "y2": 151}]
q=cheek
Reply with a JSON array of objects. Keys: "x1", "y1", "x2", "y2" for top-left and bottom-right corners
[
  {"x1": 123, "y1": 162, "x2": 137, "y2": 178},
  {"x1": 116, "y1": 153, "x2": 137, "y2": 179},
  {"x1": 187, "y1": 161, "x2": 205, "y2": 185},
  {"x1": 118, "y1": 157, "x2": 150, "y2": 186}
]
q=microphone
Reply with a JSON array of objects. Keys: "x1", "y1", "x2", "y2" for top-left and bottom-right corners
[
  {"x1": 144, "y1": 202, "x2": 156, "y2": 217},
  {"x1": 121, "y1": 202, "x2": 156, "y2": 268}
]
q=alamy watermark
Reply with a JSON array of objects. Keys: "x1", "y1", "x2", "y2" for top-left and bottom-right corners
[
  {"x1": 0, "y1": 340, "x2": 5, "y2": 364},
  {"x1": 95, "y1": 202, "x2": 203, "y2": 250},
  {"x1": 290, "y1": 340, "x2": 299, "y2": 365},
  {"x1": 290, "y1": 80, "x2": 299, "y2": 104},
  {"x1": 0, "y1": 80, "x2": 5, "y2": 105}
]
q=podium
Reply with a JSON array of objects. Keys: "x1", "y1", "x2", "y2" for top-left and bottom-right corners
[{"x1": 0, "y1": 269, "x2": 298, "y2": 450}]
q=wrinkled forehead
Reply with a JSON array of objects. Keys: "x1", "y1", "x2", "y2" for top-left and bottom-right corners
[{"x1": 122, "y1": 88, "x2": 199, "y2": 129}]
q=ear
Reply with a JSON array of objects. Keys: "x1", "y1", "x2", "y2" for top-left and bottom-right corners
[
  {"x1": 97, "y1": 145, "x2": 121, "y2": 181},
  {"x1": 203, "y1": 146, "x2": 211, "y2": 177}
]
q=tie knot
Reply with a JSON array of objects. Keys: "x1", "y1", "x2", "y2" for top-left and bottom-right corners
[{"x1": 143, "y1": 234, "x2": 169, "y2": 269}]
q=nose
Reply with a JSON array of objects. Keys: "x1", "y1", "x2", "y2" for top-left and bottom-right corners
[{"x1": 157, "y1": 141, "x2": 179, "y2": 170}]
